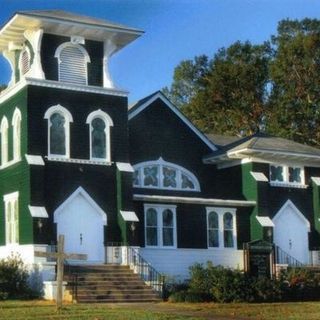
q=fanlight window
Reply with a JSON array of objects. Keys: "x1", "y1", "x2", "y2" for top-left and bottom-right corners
[
  {"x1": 133, "y1": 158, "x2": 200, "y2": 191},
  {"x1": 20, "y1": 48, "x2": 31, "y2": 75},
  {"x1": 44, "y1": 105, "x2": 73, "y2": 158},
  {"x1": 86, "y1": 110, "x2": 113, "y2": 162},
  {"x1": 55, "y1": 43, "x2": 90, "y2": 85}
]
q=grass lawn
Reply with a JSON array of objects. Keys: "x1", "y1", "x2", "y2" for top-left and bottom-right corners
[{"x1": 0, "y1": 300, "x2": 320, "y2": 320}]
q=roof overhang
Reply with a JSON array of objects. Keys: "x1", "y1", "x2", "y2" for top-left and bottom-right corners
[
  {"x1": 204, "y1": 147, "x2": 320, "y2": 167},
  {"x1": 133, "y1": 194, "x2": 256, "y2": 207},
  {"x1": 0, "y1": 12, "x2": 143, "y2": 53}
]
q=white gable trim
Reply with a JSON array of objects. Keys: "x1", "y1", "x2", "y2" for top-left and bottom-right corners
[
  {"x1": 54, "y1": 186, "x2": 107, "y2": 225},
  {"x1": 128, "y1": 92, "x2": 217, "y2": 151},
  {"x1": 272, "y1": 199, "x2": 310, "y2": 232}
]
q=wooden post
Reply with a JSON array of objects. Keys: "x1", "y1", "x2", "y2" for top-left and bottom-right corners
[{"x1": 34, "y1": 234, "x2": 87, "y2": 310}]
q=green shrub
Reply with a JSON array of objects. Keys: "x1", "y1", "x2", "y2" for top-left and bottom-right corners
[{"x1": 0, "y1": 254, "x2": 41, "y2": 300}]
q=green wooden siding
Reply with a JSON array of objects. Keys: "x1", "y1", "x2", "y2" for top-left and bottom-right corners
[
  {"x1": 241, "y1": 162, "x2": 262, "y2": 241},
  {"x1": 0, "y1": 88, "x2": 32, "y2": 245}
]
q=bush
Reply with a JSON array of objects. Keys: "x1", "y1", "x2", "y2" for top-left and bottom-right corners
[{"x1": 0, "y1": 254, "x2": 41, "y2": 300}]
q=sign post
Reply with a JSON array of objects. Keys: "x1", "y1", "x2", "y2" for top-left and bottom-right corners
[{"x1": 35, "y1": 234, "x2": 87, "y2": 309}]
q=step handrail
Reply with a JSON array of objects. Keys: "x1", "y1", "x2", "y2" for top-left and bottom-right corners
[
  {"x1": 126, "y1": 246, "x2": 164, "y2": 295},
  {"x1": 274, "y1": 245, "x2": 304, "y2": 267}
]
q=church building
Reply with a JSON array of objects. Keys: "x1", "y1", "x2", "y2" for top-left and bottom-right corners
[{"x1": 0, "y1": 10, "x2": 320, "y2": 284}]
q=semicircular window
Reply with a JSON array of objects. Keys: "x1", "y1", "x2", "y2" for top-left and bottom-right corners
[{"x1": 133, "y1": 158, "x2": 200, "y2": 191}]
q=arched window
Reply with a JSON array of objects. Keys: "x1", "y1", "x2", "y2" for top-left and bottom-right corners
[
  {"x1": 12, "y1": 108, "x2": 22, "y2": 161},
  {"x1": 86, "y1": 110, "x2": 113, "y2": 162},
  {"x1": 223, "y1": 212, "x2": 234, "y2": 248},
  {"x1": 44, "y1": 105, "x2": 73, "y2": 158},
  {"x1": 0, "y1": 116, "x2": 8, "y2": 165},
  {"x1": 133, "y1": 158, "x2": 200, "y2": 191},
  {"x1": 19, "y1": 47, "x2": 31, "y2": 76},
  {"x1": 207, "y1": 211, "x2": 219, "y2": 248},
  {"x1": 55, "y1": 43, "x2": 90, "y2": 85}
]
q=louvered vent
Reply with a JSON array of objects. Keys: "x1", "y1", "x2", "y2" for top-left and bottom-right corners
[
  {"x1": 59, "y1": 46, "x2": 88, "y2": 85},
  {"x1": 20, "y1": 49, "x2": 30, "y2": 75}
]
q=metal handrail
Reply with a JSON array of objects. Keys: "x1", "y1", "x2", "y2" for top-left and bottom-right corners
[
  {"x1": 274, "y1": 245, "x2": 304, "y2": 267},
  {"x1": 126, "y1": 246, "x2": 165, "y2": 295}
]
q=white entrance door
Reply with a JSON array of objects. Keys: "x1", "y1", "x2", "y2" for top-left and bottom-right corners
[
  {"x1": 273, "y1": 200, "x2": 310, "y2": 264},
  {"x1": 54, "y1": 187, "x2": 107, "y2": 263}
]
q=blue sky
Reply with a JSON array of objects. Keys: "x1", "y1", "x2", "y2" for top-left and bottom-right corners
[{"x1": 0, "y1": 0, "x2": 320, "y2": 103}]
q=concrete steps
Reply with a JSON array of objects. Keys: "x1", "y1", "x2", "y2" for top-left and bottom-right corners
[{"x1": 64, "y1": 264, "x2": 161, "y2": 303}]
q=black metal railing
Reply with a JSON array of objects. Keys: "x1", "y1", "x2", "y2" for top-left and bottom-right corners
[
  {"x1": 274, "y1": 245, "x2": 304, "y2": 267},
  {"x1": 126, "y1": 246, "x2": 164, "y2": 295}
]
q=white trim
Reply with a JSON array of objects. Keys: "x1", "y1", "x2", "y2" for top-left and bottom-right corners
[
  {"x1": 44, "y1": 104, "x2": 73, "y2": 159},
  {"x1": 269, "y1": 164, "x2": 306, "y2": 188},
  {"x1": 0, "y1": 78, "x2": 128, "y2": 104},
  {"x1": 46, "y1": 156, "x2": 111, "y2": 166},
  {"x1": 311, "y1": 177, "x2": 320, "y2": 186},
  {"x1": 28, "y1": 206, "x2": 48, "y2": 218},
  {"x1": 12, "y1": 107, "x2": 22, "y2": 162},
  {"x1": 54, "y1": 186, "x2": 107, "y2": 225},
  {"x1": 19, "y1": 46, "x2": 31, "y2": 77},
  {"x1": 216, "y1": 158, "x2": 252, "y2": 169},
  {"x1": 144, "y1": 203, "x2": 177, "y2": 249},
  {"x1": 116, "y1": 162, "x2": 134, "y2": 172},
  {"x1": 134, "y1": 194, "x2": 256, "y2": 207},
  {"x1": 120, "y1": 210, "x2": 139, "y2": 222},
  {"x1": 4, "y1": 191, "x2": 19, "y2": 245},
  {"x1": 250, "y1": 171, "x2": 268, "y2": 182},
  {"x1": 133, "y1": 157, "x2": 201, "y2": 192},
  {"x1": 86, "y1": 109, "x2": 113, "y2": 162},
  {"x1": 128, "y1": 92, "x2": 217, "y2": 152},
  {"x1": 206, "y1": 207, "x2": 237, "y2": 250},
  {"x1": 25, "y1": 154, "x2": 45, "y2": 166},
  {"x1": 0, "y1": 116, "x2": 8, "y2": 166},
  {"x1": 3, "y1": 191, "x2": 19, "y2": 202},
  {"x1": 272, "y1": 199, "x2": 310, "y2": 232},
  {"x1": 256, "y1": 216, "x2": 274, "y2": 227}
]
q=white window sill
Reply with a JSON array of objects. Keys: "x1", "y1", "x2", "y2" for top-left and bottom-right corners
[
  {"x1": 207, "y1": 247, "x2": 237, "y2": 250},
  {"x1": 0, "y1": 158, "x2": 21, "y2": 170},
  {"x1": 270, "y1": 182, "x2": 308, "y2": 189},
  {"x1": 46, "y1": 156, "x2": 112, "y2": 166},
  {"x1": 144, "y1": 246, "x2": 177, "y2": 250}
]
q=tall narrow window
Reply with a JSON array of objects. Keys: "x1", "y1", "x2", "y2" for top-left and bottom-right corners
[
  {"x1": 86, "y1": 110, "x2": 113, "y2": 162},
  {"x1": 12, "y1": 108, "x2": 22, "y2": 161},
  {"x1": 0, "y1": 116, "x2": 8, "y2": 166},
  {"x1": 223, "y1": 212, "x2": 234, "y2": 248},
  {"x1": 144, "y1": 204, "x2": 177, "y2": 248},
  {"x1": 44, "y1": 105, "x2": 73, "y2": 158},
  {"x1": 4, "y1": 192, "x2": 19, "y2": 244},
  {"x1": 55, "y1": 43, "x2": 90, "y2": 85},
  {"x1": 207, "y1": 211, "x2": 219, "y2": 248}
]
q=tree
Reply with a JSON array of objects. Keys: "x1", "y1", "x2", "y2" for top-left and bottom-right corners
[
  {"x1": 267, "y1": 19, "x2": 320, "y2": 146},
  {"x1": 0, "y1": 84, "x2": 6, "y2": 93},
  {"x1": 169, "y1": 41, "x2": 271, "y2": 136}
]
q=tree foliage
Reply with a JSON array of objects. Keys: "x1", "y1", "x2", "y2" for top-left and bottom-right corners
[{"x1": 165, "y1": 18, "x2": 320, "y2": 145}]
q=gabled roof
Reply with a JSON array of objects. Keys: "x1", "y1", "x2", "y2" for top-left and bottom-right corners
[
  {"x1": 128, "y1": 91, "x2": 218, "y2": 151},
  {"x1": 204, "y1": 132, "x2": 320, "y2": 166},
  {"x1": 0, "y1": 10, "x2": 143, "y2": 53}
]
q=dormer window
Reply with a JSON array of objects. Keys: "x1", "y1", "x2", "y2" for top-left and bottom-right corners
[
  {"x1": 270, "y1": 164, "x2": 305, "y2": 187},
  {"x1": 19, "y1": 47, "x2": 31, "y2": 76},
  {"x1": 55, "y1": 42, "x2": 90, "y2": 85}
]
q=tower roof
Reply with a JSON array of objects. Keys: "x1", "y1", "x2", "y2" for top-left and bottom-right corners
[{"x1": 0, "y1": 10, "x2": 143, "y2": 53}]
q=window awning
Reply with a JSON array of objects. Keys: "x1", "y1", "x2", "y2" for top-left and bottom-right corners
[
  {"x1": 116, "y1": 162, "x2": 134, "y2": 172},
  {"x1": 256, "y1": 216, "x2": 274, "y2": 227},
  {"x1": 120, "y1": 210, "x2": 139, "y2": 222},
  {"x1": 28, "y1": 206, "x2": 48, "y2": 218}
]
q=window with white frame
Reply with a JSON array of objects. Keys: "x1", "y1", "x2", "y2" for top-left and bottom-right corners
[
  {"x1": 55, "y1": 42, "x2": 90, "y2": 85},
  {"x1": 44, "y1": 105, "x2": 73, "y2": 158},
  {"x1": 134, "y1": 158, "x2": 200, "y2": 191},
  {"x1": 19, "y1": 47, "x2": 31, "y2": 76},
  {"x1": 144, "y1": 204, "x2": 177, "y2": 248},
  {"x1": 0, "y1": 116, "x2": 8, "y2": 166},
  {"x1": 206, "y1": 207, "x2": 236, "y2": 249},
  {"x1": 86, "y1": 110, "x2": 113, "y2": 162},
  {"x1": 269, "y1": 164, "x2": 305, "y2": 186},
  {"x1": 4, "y1": 192, "x2": 19, "y2": 244},
  {"x1": 12, "y1": 108, "x2": 22, "y2": 161}
]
